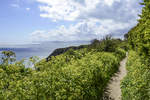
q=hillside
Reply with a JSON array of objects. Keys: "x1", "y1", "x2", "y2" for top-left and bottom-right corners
[
  {"x1": 0, "y1": 0, "x2": 150, "y2": 99},
  {"x1": 121, "y1": 0, "x2": 150, "y2": 99},
  {"x1": 0, "y1": 37, "x2": 127, "y2": 100}
]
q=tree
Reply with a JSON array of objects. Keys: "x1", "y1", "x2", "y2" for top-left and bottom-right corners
[{"x1": 1, "y1": 51, "x2": 16, "y2": 65}]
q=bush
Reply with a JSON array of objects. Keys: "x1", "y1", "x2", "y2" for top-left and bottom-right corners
[
  {"x1": 121, "y1": 51, "x2": 150, "y2": 100},
  {"x1": 89, "y1": 36, "x2": 124, "y2": 53},
  {"x1": 0, "y1": 48, "x2": 126, "y2": 100},
  {"x1": 114, "y1": 48, "x2": 126, "y2": 60},
  {"x1": 127, "y1": 0, "x2": 150, "y2": 61},
  {"x1": 32, "y1": 52, "x2": 121, "y2": 100}
]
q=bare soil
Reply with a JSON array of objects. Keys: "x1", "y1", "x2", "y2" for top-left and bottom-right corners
[{"x1": 103, "y1": 57, "x2": 127, "y2": 100}]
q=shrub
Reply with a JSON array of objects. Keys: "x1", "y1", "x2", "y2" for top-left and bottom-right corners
[
  {"x1": 114, "y1": 48, "x2": 126, "y2": 60},
  {"x1": 0, "y1": 49, "x2": 126, "y2": 100},
  {"x1": 30, "y1": 52, "x2": 121, "y2": 100},
  {"x1": 121, "y1": 51, "x2": 150, "y2": 100},
  {"x1": 127, "y1": 0, "x2": 150, "y2": 61},
  {"x1": 89, "y1": 36, "x2": 124, "y2": 53}
]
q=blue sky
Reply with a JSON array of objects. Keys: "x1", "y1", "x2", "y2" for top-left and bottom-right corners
[{"x1": 0, "y1": 0, "x2": 142, "y2": 44}]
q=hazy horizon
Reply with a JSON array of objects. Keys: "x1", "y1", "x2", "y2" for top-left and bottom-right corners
[{"x1": 0, "y1": 41, "x2": 90, "y2": 60}]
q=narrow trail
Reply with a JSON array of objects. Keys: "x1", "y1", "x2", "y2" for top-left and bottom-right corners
[{"x1": 103, "y1": 56, "x2": 127, "y2": 100}]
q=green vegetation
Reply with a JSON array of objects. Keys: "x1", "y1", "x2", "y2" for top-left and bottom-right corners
[
  {"x1": 1, "y1": 51, "x2": 16, "y2": 65},
  {"x1": 127, "y1": 0, "x2": 150, "y2": 62},
  {"x1": 89, "y1": 36, "x2": 125, "y2": 52},
  {"x1": 121, "y1": 51, "x2": 150, "y2": 100},
  {"x1": 0, "y1": 37, "x2": 126, "y2": 100},
  {"x1": 2, "y1": 0, "x2": 150, "y2": 99},
  {"x1": 121, "y1": 0, "x2": 150, "y2": 100}
]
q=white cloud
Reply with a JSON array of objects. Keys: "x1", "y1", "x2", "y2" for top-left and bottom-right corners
[
  {"x1": 31, "y1": 0, "x2": 142, "y2": 41},
  {"x1": 104, "y1": 0, "x2": 120, "y2": 6},
  {"x1": 37, "y1": 0, "x2": 102, "y2": 21},
  {"x1": 31, "y1": 18, "x2": 132, "y2": 41},
  {"x1": 37, "y1": 0, "x2": 79, "y2": 21},
  {"x1": 36, "y1": 0, "x2": 138, "y2": 21},
  {"x1": 10, "y1": 4, "x2": 20, "y2": 8},
  {"x1": 26, "y1": 8, "x2": 31, "y2": 11}
]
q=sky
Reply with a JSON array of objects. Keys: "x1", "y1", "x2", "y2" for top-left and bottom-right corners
[{"x1": 0, "y1": 0, "x2": 143, "y2": 44}]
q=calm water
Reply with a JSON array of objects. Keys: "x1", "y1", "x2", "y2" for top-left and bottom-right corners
[{"x1": 0, "y1": 41, "x2": 89, "y2": 61}]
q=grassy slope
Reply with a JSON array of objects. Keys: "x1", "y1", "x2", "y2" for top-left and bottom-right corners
[
  {"x1": 0, "y1": 48, "x2": 126, "y2": 100},
  {"x1": 121, "y1": 51, "x2": 150, "y2": 100}
]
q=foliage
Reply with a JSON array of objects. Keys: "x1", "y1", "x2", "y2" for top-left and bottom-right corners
[
  {"x1": 114, "y1": 48, "x2": 126, "y2": 60},
  {"x1": 0, "y1": 51, "x2": 16, "y2": 65},
  {"x1": 121, "y1": 51, "x2": 150, "y2": 100},
  {"x1": 89, "y1": 36, "x2": 126, "y2": 52},
  {"x1": 127, "y1": 0, "x2": 150, "y2": 62},
  {"x1": 121, "y1": 0, "x2": 150, "y2": 99},
  {"x1": 0, "y1": 47, "x2": 126, "y2": 100}
]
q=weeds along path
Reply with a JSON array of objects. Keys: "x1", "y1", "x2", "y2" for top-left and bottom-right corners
[{"x1": 103, "y1": 56, "x2": 127, "y2": 100}]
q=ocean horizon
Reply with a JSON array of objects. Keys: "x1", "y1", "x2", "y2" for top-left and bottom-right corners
[{"x1": 0, "y1": 41, "x2": 90, "y2": 61}]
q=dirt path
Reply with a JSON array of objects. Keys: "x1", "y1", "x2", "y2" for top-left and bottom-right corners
[{"x1": 103, "y1": 56, "x2": 127, "y2": 100}]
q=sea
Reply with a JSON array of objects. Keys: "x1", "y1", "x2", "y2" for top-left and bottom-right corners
[{"x1": 0, "y1": 41, "x2": 90, "y2": 61}]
